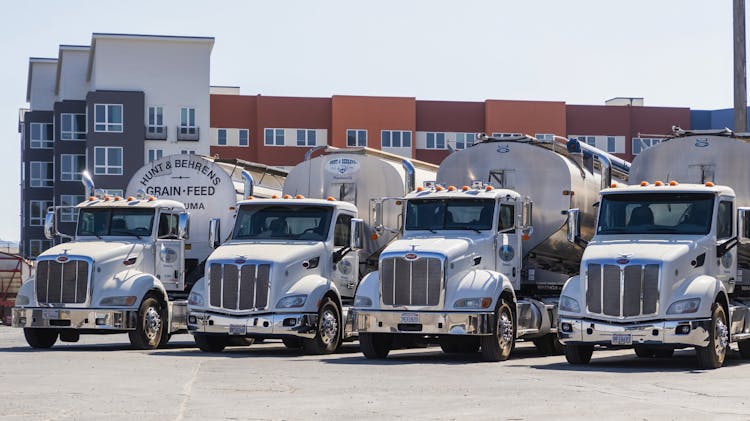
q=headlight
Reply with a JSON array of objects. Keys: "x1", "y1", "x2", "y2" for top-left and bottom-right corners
[
  {"x1": 354, "y1": 296, "x2": 372, "y2": 307},
  {"x1": 15, "y1": 295, "x2": 30, "y2": 306},
  {"x1": 277, "y1": 295, "x2": 307, "y2": 309},
  {"x1": 667, "y1": 298, "x2": 701, "y2": 315},
  {"x1": 454, "y1": 297, "x2": 492, "y2": 309},
  {"x1": 498, "y1": 245, "x2": 515, "y2": 262},
  {"x1": 559, "y1": 295, "x2": 581, "y2": 313},
  {"x1": 99, "y1": 296, "x2": 137, "y2": 306},
  {"x1": 188, "y1": 291, "x2": 204, "y2": 307}
]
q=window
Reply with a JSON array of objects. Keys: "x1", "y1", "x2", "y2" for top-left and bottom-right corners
[
  {"x1": 60, "y1": 195, "x2": 84, "y2": 222},
  {"x1": 296, "y1": 129, "x2": 316, "y2": 146},
  {"x1": 346, "y1": 129, "x2": 367, "y2": 147},
  {"x1": 717, "y1": 201, "x2": 733, "y2": 240},
  {"x1": 574, "y1": 135, "x2": 596, "y2": 147},
  {"x1": 455, "y1": 133, "x2": 477, "y2": 150},
  {"x1": 77, "y1": 208, "x2": 155, "y2": 237},
  {"x1": 217, "y1": 129, "x2": 227, "y2": 145},
  {"x1": 94, "y1": 147, "x2": 123, "y2": 175},
  {"x1": 147, "y1": 106, "x2": 165, "y2": 135},
  {"x1": 94, "y1": 104, "x2": 123, "y2": 132},
  {"x1": 632, "y1": 137, "x2": 662, "y2": 155},
  {"x1": 61, "y1": 114, "x2": 86, "y2": 140},
  {"x1": 30, "y1": 162, "x2": 54, "y2": 187},
  {"x1": 148, "y1": 149, "x2": 163, "y2": 163},
  {"x1": 30, "y1": 123, "x2": 53, "y2": 148},
  {"x1": 498, "y1": 204, "x2": 515, "y2": 232},
  {"x1": 30, "y1": 200, "x2": 52, "y2": 226},
  {"x1": 597, "y1": 193, "x2": 714, "y2": 235},
  {"x1": 334, "y1": 214, "x2": 353, "y2": 247},
  {"x1": 102, "y1": 189, "x2": 123, "y2": 197},
  {"x1": 158, "y1": 213, "x2": 179, "y2": 238},
  {"x1": 535, "y1": 133, "x2": 554, "y2": 142},
  {"x1": 405, "y1": 199, "x2": 495, "y2": 231},
  {"x1": 181, "y1": 150, "x2": 196, "y2": 155},
  {"x1": 180, "y1": 107, "x2": 196, "y2": 134},
  {"x1": 239, "y1": 129, "x2": 249, "y2": 146},
  {"x1": 492, "y1": 133, "x2": 522, "y2": 138},
  {"x1": 265, "y1": 128, "x2": 285, "y2": 146},
  {"x1": 232, "y1": 204, "x2": 333, "y2": 241},
  {"x1": 426, "y1": 132, "x2": 446, "y2": 149},
  {"x1": 607, "y1": 136, "x2": 616, "y2": 153},
  {"x1": 381, "y1": 130, "x2": 411, "y2": 148},
  {"x1": 60, "y1": 154, "x2": 86, "y2": 181},
  {"x1": 29, "y1": 239, "x2": 53, "y2": 258}
]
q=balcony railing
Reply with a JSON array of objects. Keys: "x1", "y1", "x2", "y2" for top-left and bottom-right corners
[
  {"x1": 177, "y1": 126, "x2": 200, "y2": 141},
  {"x1": 145, "y1": 125, "x2": 167, "y2": 140}
]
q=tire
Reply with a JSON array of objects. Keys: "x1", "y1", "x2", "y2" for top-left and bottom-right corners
[
  {"x1": 533, "y1": 333, "x2": 564, "y2": 355},
  {"x1": 738, "y1": 339, "x2": 750, "y2": 359},
  {"x1": 194, "y1": 334, "x2": 228, "y2": 352},
  {"x1": 23, "y1": 328, "x2": 58, "y2": 349},
  {"x1": 282, "y1": 338, "x2": 303, "y2": 349},
  {"x1": 440, "y1": 337, "x2": 480, "y2": 354},
  {"x1": 564, "y1": 344, "x2": 594, "y2": 364},
  {"x1": 480, "y1": 299, "x2": 515, "y2": 362},
  {"x1": 302, "y1": 297, "x2": 342, "y2": 355},
  {"x1": 128, "y1": 296, "x2": 166, "y2": 350},
  {"x1": 695, "y1": 304, "x2": 729, "y2": 369},
  {"x1": 359, "y1": 332, "x2": 393, "y2": 359}
]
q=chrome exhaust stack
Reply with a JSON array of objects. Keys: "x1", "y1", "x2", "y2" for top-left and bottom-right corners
[
  {"x1": 81, "y1": 170, "x2": 95, "y2": 197},
  {"x1": 402, "y1": 159, "x2": 416, "y2": 194},
  {"x1": 241, "y1": 170, "x2": 254, "y2": 198}
]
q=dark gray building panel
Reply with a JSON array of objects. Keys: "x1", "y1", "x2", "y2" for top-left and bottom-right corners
[
  {"x1": 53, "y1": 100, "x2": 88, "y2": 234},
  {"x1": 21, "y1": 111, "x2": 55, "y2": 258}
]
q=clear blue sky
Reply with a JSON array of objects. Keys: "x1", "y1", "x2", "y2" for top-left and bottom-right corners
[{"x1": 0, "y1": 0, "x2": 741, "y2": 242}]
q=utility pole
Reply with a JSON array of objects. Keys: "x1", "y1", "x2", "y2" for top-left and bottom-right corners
[{"x1": 734, "y1": 0, "x2": 747, "y2": 131}]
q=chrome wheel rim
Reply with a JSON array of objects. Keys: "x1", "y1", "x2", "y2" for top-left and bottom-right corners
[
  {"x1": 715, "y1": 316, "x2": 729, "y2": 358},
  {"x1": 144, "y1": 306, "x2": 162, "y2": 341},
  {"x1": 320, "y1": 309, "x2": 338, "y2": 346},
  {"x1": 498, "y1": 308, "x2": 513, "y2": 350}
]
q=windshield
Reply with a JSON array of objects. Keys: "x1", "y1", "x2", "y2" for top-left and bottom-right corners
[
  {"x1": 405, "y1": 199, "x2": 495, "y2": 231},
  {"x1": 77, "y1": 208, "x2": 156, "y2": 237},
  {"x1": 232, "y1": 205, "x2": 333, "y2": 241},
  {"x1": 597, "y1": 193, "x2": 714, "y2": 235}
]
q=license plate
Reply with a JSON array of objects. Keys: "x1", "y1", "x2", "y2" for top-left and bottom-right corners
[
  {"x1": 400, "y1": 313, "x2": 419, "y2": 324},
  {"x1": 228, "y1": 324, "x2": 247, "y2": 335},
  {"x1": 42, "y1": 309, "x2": 60, "y2": 320},
  {"x1": 611, "y1": 333, "x2": 632, "y2": 345}
]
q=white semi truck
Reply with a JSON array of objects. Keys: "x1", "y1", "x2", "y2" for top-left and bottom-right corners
[
  {"x1": 11, "y1": 154, "x2": 272, "y2": 349},
  {"x1": 186, "y1": 147, "x2": 437, "y2": 354},
  {"x1": 353, "y1": 135, "x2": 630, "y2": 361},
  {"x1": 558, "y1": 130, "x2": 750, "y2": 369}
]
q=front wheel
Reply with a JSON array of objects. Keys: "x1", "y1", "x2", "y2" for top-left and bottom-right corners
[
  {"x1": 24, "y1": 328, "x2": 58, "y2": 349},
  {"x1": 302, "y1": 297, "x2": 342, "y2": 355},
  {"x1": 194, "y1": 334, "x2": 228, "y2": 353},
  {"x1": 128, "y1": 296, "x2": 165, "y2": 350},
  {"x1": 359, "y1": 333, "x2": 392, "y2": 359},
  {"x1": 480, "y1": 299, "x2": 515, "y2": 362},
  {"x1": 533, "y1": 333, "x2": 564, "y2": 355},
  {"x1": 695, "y1": 304, "x2": 729, "y2": 369},
  {"x1": 738, "y1": 339, "x2": 750, "y2": 359},
  {"x1": 564, "y1": 344, "x2": 594, "y2": 364}
]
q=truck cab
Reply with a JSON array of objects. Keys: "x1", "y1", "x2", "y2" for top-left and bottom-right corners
[
  {"x1": 187, "y1": 197, "x2": 360, "y2": 354},
  {"x1": 559, "y1": 182, "x2": 750, "y2": 368}
]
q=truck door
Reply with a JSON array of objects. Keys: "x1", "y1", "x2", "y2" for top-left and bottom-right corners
[
  {"x1": 716, "y1": 198, "x2": 737, "y2": 289},
  {"x1": 495, "y1": 199, "x2": 522, "y2": 291},
  {"x1": 155, "y1": 211, "x2": 185, "y2": 291},
  {"x1": 332, "y1": 212, "x2": 358, "y2": 298}
]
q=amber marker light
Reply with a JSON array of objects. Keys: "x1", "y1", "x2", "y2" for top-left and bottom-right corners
[
  {"x1": 127, "y1": 196, "x2": 134, "y2": 201},
  {"x1": 148, "y1": 196, "x2": 156, "y2": 201},
  {"x1": 654, "y1": 181, "x2": 664, "y2": 186},
  {"x1": 326, "y1": 196, "x2": 335, "y2": 201},
  {"x1": 416, "y1": 186, "x2": 424, "y2": 192},
  {"x1": 89, "y1": 196, "x2": 96, "y2": 201},
  {"x1": 669, "y1": 180, "x2": 678, "y2": 186},
  {"x1": 462, "y1": 186, "x2": 470, "y2": 191},
  {"x1": 247, "y1": 196, "x2": 254, "y2": 200},
  {"x1": 371, "y1": 233, "x2": 379, "y2": 240},
  {"x1": 114, "y1": 196, "x2": 122, "y2": 201},
  {"x1": 436, "y1": 186, "x2": 444, "y2": 191},
  {"x1": 295, "y1": 194, "x2": 305, "y2": 199},
  {"x1": 610, "y1": 183, "x2": 617, "y2": 188},
  {"x1": 705, "y1": 181, "x2": 715, "y2": 187},
  {"x1": 447, "y1": 186, "x2": 456, "y2": 191},
  {"x1": 485, "y1": 186, "x2": 494, "y2": 191},
  {"x1": 283, "y1": 194, "x2": 292, "y2": 199},
  {"x1": 640, "y1": 181, "x2": 648, "y2": 187}
]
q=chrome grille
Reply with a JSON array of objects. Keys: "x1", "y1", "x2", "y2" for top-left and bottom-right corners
[
  {"x1": 381, "y1": 256, "x2": 442, "y2": 306},
  {"x1": 35, "y1": 259, "x2": 89, "y2": 304},
  {"x1": 586, "y1": 263, "x2": 659, "y2": 317},
  {"x1": 209, "y1": 263, "x2": 270, "y2": 310}
]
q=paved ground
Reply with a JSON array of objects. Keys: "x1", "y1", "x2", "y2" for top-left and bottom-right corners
[{"x1": 1, "y1": 327, "x2": 750, "y2": 420}]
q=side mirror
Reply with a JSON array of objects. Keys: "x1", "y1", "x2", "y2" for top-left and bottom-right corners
[
  {"x1": 521, "y1": 199, "x2": 533, "y2": 230},
  {"x1": 373, "y1": 200, "x2": 384, "y2": 233},
  {"x1": 567, "y1": 208, "x2": 581, "y2": 244},
  {"x1": 350, "y1": 218, "x2": 365, "y2": 251},
  {"x1": 44, "y1": 210, "x2": 56, "y2": 240},
  {"x1": 208, "y1": 218, "x2": 221, "y2": 249},
  {"x1": 739, "y1": 207, "x2": 750, "y2": 245},
  {"x1": 178, "y1": 212, "x2": 190, "y2": 240}
]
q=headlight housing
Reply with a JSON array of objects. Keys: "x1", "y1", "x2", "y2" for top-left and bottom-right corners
[
  {"x1": 454, "y1": 297, "x2": 492, "y2": 309},
  {"x1": 667, "y1": 298, "x2": 701, "y2": 315},
  {"x1": 354, "y1": 296, "x2": 372, "y2": 307},
  {"x1": 498, "y1": 245, "x2": 515, "y2": 262},
  {"x1": 99, "y1": 296, "x2": 137, "y2": 306},
  {"x1": 277, "y1": 294, "x2": 307, "y2": 309},
  {"x1": 559, "y1": 295, "x2": 581, "y2": 313},
  {"x1": 188, "y1": 291, "x2": 204, "y2": 307},
  {"x1": 15, "y1": 294, "x2": 30, "y2": 306}
]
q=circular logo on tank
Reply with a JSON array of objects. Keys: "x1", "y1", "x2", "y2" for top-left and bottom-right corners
[{"x1": 325, "y1": 158, "x2": 360, "y2": 176}]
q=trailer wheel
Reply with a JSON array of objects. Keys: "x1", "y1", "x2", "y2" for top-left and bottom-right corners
[
  {"x1": 533, "y1": 333, "x2": 564, "y2": 355},
  {"x1": 359, "y1": 333, "x2": 393, "y2": 359},
  {"x1": 194, "y1": 334, "x2": 227, "y2": 352},
  {"x1": 302, "y1": 297, "x2": 341, "y2": 355},
  {"x1": 128, "y1": 296, "x2": 165, "y2": 350},
  {"x1": 738, "y1": 339, "x2": 750, "y2": 359},
  {"x1": 282, "y1": 338, "x2": 303, "y2": 349},
  {"x1": 696, "y1": 304, "x2": 728, "y2": 369},
  {"x1": 23, "y1": 328, "x2": 58, "y2": 349},
  {"x1": 440, "y1": 337, "x2": 480, "y2": 354},
  {"x1": 480, "y1": 299, "x2": 515, "y2": 362},
  {"x1": 564, "y1": 344, "x2": 594, "y2": 364}
]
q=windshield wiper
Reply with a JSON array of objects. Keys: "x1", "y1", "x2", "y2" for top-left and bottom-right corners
[
  {"x1": 79, "y1": 230, "x2": 102, "y2": 240},
  {"x1": 126, "y1": 230, "x2": 142, "y2": 239}
]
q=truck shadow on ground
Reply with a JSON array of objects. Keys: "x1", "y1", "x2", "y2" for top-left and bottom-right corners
[
  {"x1": 0, "y1": 340, "x2": 200, "y2": 353},
  {"x1": 517, "y1": 348, "x2": 748, "y2": 373}
]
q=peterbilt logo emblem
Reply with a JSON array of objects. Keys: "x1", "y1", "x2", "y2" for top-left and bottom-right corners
[
  {"x1": 56, "y1": 256, "x2": 69, "y2": 263},
  {"x1": 235, "y1": 258, "x2": 246, "y2": 264},
  {"x1": 616, "y1": 258, "x2": 630, "y2": 264},
  {"x1": 405, "y1": 253, "x2": 418, "y2": 260},
  {"x1": 695, "y1": 138, "x2": 709, "y2": 147}
]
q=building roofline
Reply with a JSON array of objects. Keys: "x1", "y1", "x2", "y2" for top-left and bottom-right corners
[
  {"x1": 56, "y1": 45, "x2": 91, "y2": 95},
  {"x1": 27, "y1": 58, "x2": 58, "y2": 103}
]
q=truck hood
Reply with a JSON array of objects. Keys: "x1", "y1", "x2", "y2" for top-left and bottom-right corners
[
  {"x1": 384, "y1": 236, "x2": 472, "y2": 261},
  {"x1": 208, "y1": 241, "x2": 326, "y2": 267},
  {"x1": 583, "y1": 236, "x2": 701, "y2": 264},
  {"x1": 39, "y1": 240, "x2": 144, "y2": 264}
]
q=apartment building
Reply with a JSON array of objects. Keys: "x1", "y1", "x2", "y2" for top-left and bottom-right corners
[{"x1": 20, "y1": 33, "x2": 214, "y2": 258}]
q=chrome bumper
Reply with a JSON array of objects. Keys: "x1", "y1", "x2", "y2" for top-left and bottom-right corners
[
  {"x1": 354, "y1": 309, "x2": 494, "y2": 335},
  {"x1": 187, "y1": 310, "x2": 318, "y2": 339},
  {"x1": 12, "y1": 307, "x2": 137, "y2": 330},
  {"x1": 558, "y1": 317, "x2": 712, "y2": 347}
]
